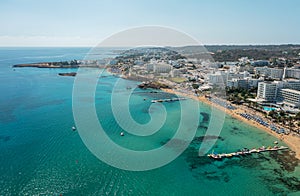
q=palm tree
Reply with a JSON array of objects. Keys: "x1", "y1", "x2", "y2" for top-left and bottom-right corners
[
  {"x1": 268, "y1": 110, "x2": 276, "y2": 118},
  {"x1": 295, "y1": 112, "x2": 300, "y2": 120},
  {"x1": 288, "y1": 116, "x2": 294, "y2": 132}
]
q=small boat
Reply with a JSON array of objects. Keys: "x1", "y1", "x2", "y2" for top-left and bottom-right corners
[
  {"x1": 225, "y1": 153, "x2": 233, "y2": 157},
  {"x1": 231, "y1": 152, "x2": 239, "y2": 156},
  {"x1": 274, "y1": 141, "x2": 278, "y2": 144},
  {"x1": 72, "y1": 126, "x2": 76, "y2": 131},
  {"x1": 249, "y1": 149, "x2": 258, "y2": 153},
  {"x1": 278, "y1": 146, "x2": 288, "y2": 150},
  {"x1": 208, "y1": 154, "x2": 222, "y2": 159},
  {"x1": 120, "y1": 132, "x2": 124, "y2": 136},
  {"x1": 267, "y1": 146, "x2": 272, "y2": 150}
]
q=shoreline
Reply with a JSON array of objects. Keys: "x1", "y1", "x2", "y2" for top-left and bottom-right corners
[{"x1": 162, "y1": 88, "x2": 300, "y2": 160}]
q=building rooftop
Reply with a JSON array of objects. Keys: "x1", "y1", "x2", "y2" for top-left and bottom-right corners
[
  {"x1": 283, "y1": 78, "x2": 300, "y2": 82},
  {"x1": 281, "y1": 88, "x2": 300, "y2": 94},
  {"x1": 259, "y1": 81, "x2": 276, "y2": 84}
]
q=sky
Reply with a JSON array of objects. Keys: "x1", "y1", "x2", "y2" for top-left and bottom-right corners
[{"x1": 0, "y1": 0, "x2": 299, "y2": 46}]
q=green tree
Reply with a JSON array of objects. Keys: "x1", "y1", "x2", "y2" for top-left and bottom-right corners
[
  {"x1": 279, "y1": 111, "x2": 286, "y2": 117},
  {"x1": 192, "y1": 83, "x2": 199, "y2": 89},
  {"x1": 295, "y1": 112, "x2": 300, "y2": 120},
  {"x1": 268, "y1": 110, "x2": 276, "y2": 118}
]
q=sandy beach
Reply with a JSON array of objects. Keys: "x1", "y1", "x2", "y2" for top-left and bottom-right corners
[{"x1": 162, "y1": 88, "x2": 300, "y2": 160}]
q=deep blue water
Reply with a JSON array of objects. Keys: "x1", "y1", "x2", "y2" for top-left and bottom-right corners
[{"x1": 0, "y1": 47, "x2": 299, "y2": 195}]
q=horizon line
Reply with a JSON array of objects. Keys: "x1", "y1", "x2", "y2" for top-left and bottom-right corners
[{"x1": 1, "y1": 43, "x2": 300, "y2": 48}]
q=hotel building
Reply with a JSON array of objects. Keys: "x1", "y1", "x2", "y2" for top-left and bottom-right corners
[
  {"x1": 280, "y1": 89, "x2": 300, "y2": 109},
  {"x1": 257, "y1": 82, "x2": 278, "y2": 101}
]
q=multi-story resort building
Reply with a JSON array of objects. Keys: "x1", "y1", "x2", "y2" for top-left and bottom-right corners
[
  {"x1": 279, "y1": 89, "x2": 300, "y2": 109},
  {"x1": 208, "y1": 71, "x2": 227, "y2": 85},
  {"x1": 255, "y1": 66, "x2": 300, "y2": 80},
  {"x1": 284, "y1": 67, "x2": 300, "y2": 79},
  {"x1": 257, "y1": 82, "x2": 278, "y2": 101},
  {"x1": 208, "y1": 71, "x2": 250, "y2": 86},
  {"x1": 255, "y1": 67, "x2": 284, "y2": 80},
  {"x1": 256, "y1": 80, "x2": 300, "y2": 112},
  {"x1": 153, "y1": 63, "x2": 172, "y2": 73}
]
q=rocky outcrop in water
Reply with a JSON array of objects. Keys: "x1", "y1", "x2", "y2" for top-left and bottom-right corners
[
  {"x1": 138, "y1": 81, "x2": 169, "y2": 89},
  {"x1": 58, "y1": 72, "x2": 77, "y2": 77}
]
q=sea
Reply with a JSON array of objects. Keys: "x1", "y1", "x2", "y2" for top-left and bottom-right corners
[{"x1": 0, "y1": 47, "x2": 299, "y2": 195}]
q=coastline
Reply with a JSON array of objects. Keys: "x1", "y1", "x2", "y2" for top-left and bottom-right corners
[{"x1": 162, "y1": 88, "x2": 300, "y2": 160}]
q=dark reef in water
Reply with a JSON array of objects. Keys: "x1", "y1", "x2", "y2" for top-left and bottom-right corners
[
  {"x1": 183, "y1": 135, "x2": 225, "y2": 169},
  {"x1": 261, "y1": 163, "x2": 300, "y2": 194},
  {"x1": 229, "y1": 126, "x2": 241, "y2": 135},
  {"x1": 184, "y1": 146, "x2": 231, "y2": 183},
  {"x1": 233, "y1": 126, "x2": 239, "y2": 130},
  {"x1": 198, "y1": 125, "x2": 208, "y2": 130},
  {"x1": 204, "y1": 171, "x2": 230, "y2": 182},
  {"x1": 161, "y1": 135, "x2": 224, "y2": 147},
  {"x1": 200, "y1": 112, "x2": 210, "y2": 122},
  {"x1": 269, "y1": 150, "x2": 299, "y2": 172},
  {"x1": 0, "y1": 135, "x2": 11, "y2": 142},
  {"x1": 193, "y1": 135, "x2": 224, "y2": 142},
  {"x1": 184, "y1": 146, "x2": 212, "y2": 169},
  {"x1": 58, "y1": 72, "x2": 77, "y2": 77},
  {"x1": 183, "y1": 139, "x2": 300, "y2": 194},
  {"x1": 160, "y1": 138, "x2": 189, "y2": 150}
]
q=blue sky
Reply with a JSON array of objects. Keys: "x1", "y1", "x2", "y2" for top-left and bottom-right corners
[{"x1": 0, "y1": 0, "x2": 299, "y2": 46}]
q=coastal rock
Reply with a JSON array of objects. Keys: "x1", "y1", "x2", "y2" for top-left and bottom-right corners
[{"x1": 138, "y1": 81, "x2": 169, "y2": 89}]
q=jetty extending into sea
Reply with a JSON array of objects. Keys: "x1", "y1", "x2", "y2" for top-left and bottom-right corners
[
  {"x1": 151, "y1": 97, "x2": 187, "y2": 103},
  {"x1": 207, "y1": 146, "x2": 288, "y2": 160}
]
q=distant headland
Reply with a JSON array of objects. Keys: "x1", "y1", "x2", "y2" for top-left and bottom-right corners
[{"x1": 12, "y1": 59, "x2": 104, "y2": 68}]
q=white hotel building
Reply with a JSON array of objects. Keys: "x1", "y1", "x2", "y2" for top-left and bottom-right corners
[
  {"x1": 257, "y1": 82, "x2": 278, "y2": 101},
  {"x1": 284, "y1": 67, "x2": 300, "y2": 79},
  {"x1": 255, "y1": 67, "x2": 284, "y2": 80},
  {"x1": 256, "y1": 80, "x2": 300, "y2": 110},
  {"x1": 280, "y1": 89, "x2": 300, "y2": 109}
]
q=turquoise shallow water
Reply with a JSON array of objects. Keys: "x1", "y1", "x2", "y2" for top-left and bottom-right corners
[{"x1": 0, "y1": 48, "x2": 299, "y2": 195}]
